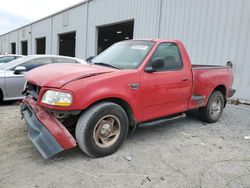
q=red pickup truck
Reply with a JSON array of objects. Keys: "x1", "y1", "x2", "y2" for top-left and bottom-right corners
[{"x1": 21, "y1": 39, "x2": 235, "y2": 159}]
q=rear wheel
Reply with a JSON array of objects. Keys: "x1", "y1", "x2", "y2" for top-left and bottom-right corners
[
  {"x1": 199, "y1": 91, "x2": 225, "y2": 123},
  {"x1": 75, "y1": 102, "x2": 129, "y2": 157}
]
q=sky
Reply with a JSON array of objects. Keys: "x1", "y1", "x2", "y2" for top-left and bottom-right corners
[{"x1": 0, "y1": 0, "x2": 84, "y2": 35}]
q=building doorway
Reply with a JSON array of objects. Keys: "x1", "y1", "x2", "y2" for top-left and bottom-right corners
[
  {"x1": 21, "y1": 41, "x2": 28, "y2": 55},
  {"x1": 59, "y1": 32, "x2": 76, "y2": 57},
  {"x1": 36, "y1": 37, "x2": 46, "y2": 54},
  {"x1": 97, "y1": 20, "x2": 134, "y2": 54},
  {"x1": 11, "y1": 43, "x2": 16, "y2": 54}
]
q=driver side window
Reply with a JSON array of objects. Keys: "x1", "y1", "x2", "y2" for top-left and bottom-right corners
[{"x1": 148, "y1": 43, "x2": 183, "y2": 71}]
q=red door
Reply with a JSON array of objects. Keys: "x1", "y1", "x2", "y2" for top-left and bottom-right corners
[{"x1": 140, "y1": 42, "x2": 192, "y2": 121}]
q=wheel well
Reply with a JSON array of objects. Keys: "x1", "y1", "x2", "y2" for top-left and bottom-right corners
[
  {"x1": 214, "y1": 85, "x2": 226, "y2": 98},
  {"x1": 88, "y1": 98, "x2": 137, "y2": 127}
]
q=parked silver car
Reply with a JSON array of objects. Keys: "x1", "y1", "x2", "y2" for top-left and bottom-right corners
[{"x1": 0, "y1": 55, "x2": 86, "y2": 101}]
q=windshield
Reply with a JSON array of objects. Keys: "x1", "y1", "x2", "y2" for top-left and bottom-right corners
[
  {"x1": 92, "y1": 40, "x2": 155, "y2": 69},
  {"x1": 0, "y1": 56, "x2": 17, "y2": 64},
  {"x1": 0, "y1": 56, "x2": 28, "y2": 69}
]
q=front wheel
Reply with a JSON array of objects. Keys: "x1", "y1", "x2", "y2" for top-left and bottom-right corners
[
  {"x1": 199, "y1": 91, "x2": 225, "y2": 123},
  {"x1": 75, "y1": 102, "x2": 129, "y2": 157}
]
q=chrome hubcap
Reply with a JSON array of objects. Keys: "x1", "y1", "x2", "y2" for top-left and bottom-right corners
[
  {"x1": 99, "y1": 123, "x2": 112, "y2": 137},
  {"x1": 93, "y1": 115, "x2": 121, "y2": 148},
  {"x1": 210, "y1": 97, "x2": 221, "y2": 118}
]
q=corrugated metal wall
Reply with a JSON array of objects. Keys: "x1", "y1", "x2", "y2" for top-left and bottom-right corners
[
  {"x1": 158, "y1": 0, "x2": 250, "y2": 102},
  {"x1": 0, "y1": 0, "x2": 249, "y2": 102},
  {"x1": 1, "y1": 34, "x2": 9, "y2": 53},
  {"x1": 86, "y1": 0, "x2": 161, "y2": 56},
  {"x1": 31, "y1": 18, "x2": 52, "y2": 54},
  {"x1": 18, "y1": 26, "x2": 32, "y2": 55},
  {"x1": 9, "y1": 31, "x2": 18, "y2": 53},
  {"x1": 51, "y1": 4, "x2": 87, "y2": 59}
]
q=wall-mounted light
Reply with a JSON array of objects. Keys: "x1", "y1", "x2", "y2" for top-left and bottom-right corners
[
  {"x1": 125, "y1": 37, "x2": 130, "y2": 40},
  {"x1": 116, "y1": 31, "x2": 122, "y2": 34},
  {"x1": 104, "y1": 39, "x2": 108, "y2": 42}
]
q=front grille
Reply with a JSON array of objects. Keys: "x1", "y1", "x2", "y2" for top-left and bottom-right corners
[{"x1": 25, "y1": 82, "x2": 41, "y2": 100}]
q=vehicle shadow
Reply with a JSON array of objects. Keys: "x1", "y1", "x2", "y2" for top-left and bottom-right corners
[
  {"x1": 0, "y1": 100, "x2": 22, "y2": 106},
  {"x1": 54, "y1": 110, "x2": 202, "y2": 160},
  {"x1": 128, "y1": 109, "x2": 201, "y2": 139}
]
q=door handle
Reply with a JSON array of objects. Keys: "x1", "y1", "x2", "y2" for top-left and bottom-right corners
[{"x1": 181, "y1": 78, "x2": 189, "y2": 82}]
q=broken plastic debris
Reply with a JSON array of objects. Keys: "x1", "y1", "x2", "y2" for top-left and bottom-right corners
[
  {"x1": 146, "y1": 176, "x2": 151, "y2": 182},
  {"x1": 181, "y1": 132, "x2": 196, "y2": 138},
  {"x1": 53, "y1": 156, "x2": 64, "y2": 161},
  {"x1": 181, "y1": 132, "x2": 192, "y2": 137},
  {"x1": 244, "y1": 136, "x2": 250, "y2": 140},
  {"x1": 124, "y1": 154, "x2": 132, "y2": 161}
]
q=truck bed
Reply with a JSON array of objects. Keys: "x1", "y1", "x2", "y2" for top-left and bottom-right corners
[{"x1": 189, "y1": 64, "x2": 233, "y2": 109}]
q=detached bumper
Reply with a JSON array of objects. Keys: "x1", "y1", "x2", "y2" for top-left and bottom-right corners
[{"x1": 21, "y1": 98, "x2": 76, "y2": 159}]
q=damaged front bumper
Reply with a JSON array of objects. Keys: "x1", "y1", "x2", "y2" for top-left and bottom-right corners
[{"x1": 21, "y1": 98, "x2": 76, "y2": 159}]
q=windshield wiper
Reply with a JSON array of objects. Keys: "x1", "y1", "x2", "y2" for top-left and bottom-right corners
[{"x1": 94, "y1": 62, "x2": 120, "y2": 69}]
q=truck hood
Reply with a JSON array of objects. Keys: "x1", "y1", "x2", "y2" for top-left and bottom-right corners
[{"x1": 25, "y1": 63, "x2": 116, "y2": 88}]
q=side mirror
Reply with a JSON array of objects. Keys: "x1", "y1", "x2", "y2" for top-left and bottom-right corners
[
  {"x1": 86, "y1": 56, "x2": 95, "y2": 63},
  {"x1": 227, "y1": 61, "x2": 233, "y2": 68},
  {"x1": 145, "y1": 58, "x2": 164, "y2": 73},
  {"x1": 14, "y1": 66, "x2": 27, "y2": 74}
]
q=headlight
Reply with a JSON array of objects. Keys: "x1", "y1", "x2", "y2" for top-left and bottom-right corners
[{"x1": 41, "y1": 90, "x2": 72, "y2": 107}]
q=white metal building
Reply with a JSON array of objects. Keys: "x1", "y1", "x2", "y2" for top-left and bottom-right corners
[{"x1": 0, "y1": 0, "x2": 250, "y2": 102}]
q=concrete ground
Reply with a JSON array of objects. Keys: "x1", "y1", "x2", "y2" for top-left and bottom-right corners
[{"x1": 0, "y1": 102, "x2": 250, "y2": 188}]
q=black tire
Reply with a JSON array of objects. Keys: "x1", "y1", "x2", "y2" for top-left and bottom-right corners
[
  {"x1": 199, "y1": 91, "x2": 225, "y2": 123},
  {"x1": 75, "y1": 102, "x2": 129, "y2": 157}
]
